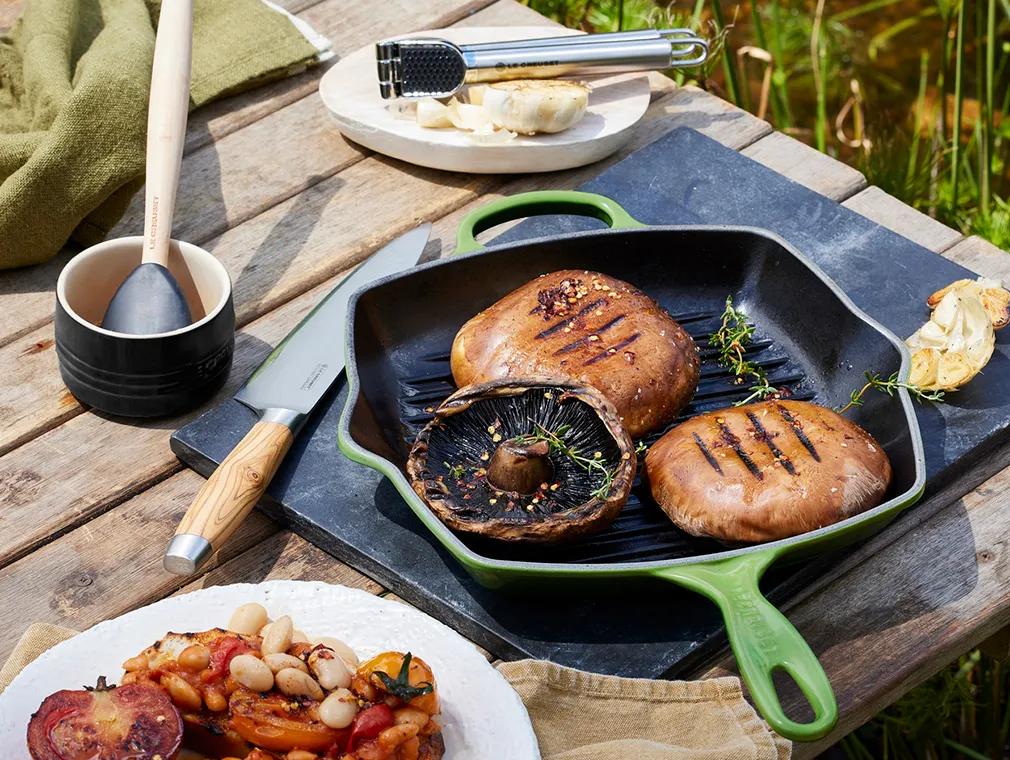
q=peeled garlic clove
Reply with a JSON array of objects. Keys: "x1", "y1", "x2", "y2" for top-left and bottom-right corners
[
  {"x1": 927, "y1": 276, "x2": 1010, "y2": 330},
  {"x1": 936, "y1": 352, "x2": 976, "y2": 389},
  {"x1": 465, "y1": 84, "x2": 487, "y2": 106},
  {"x1": 909, "y1": 348, "x2": 939, "y2": 388},
  {"x1": 907, "y1": 288, "x2": 995, "y2": 390},
  {"x1": 467, "y1": 122, "x2": 516, "y2": 145},
  {"x1": 446, "y1": 99, "x2": 492, "y2": 132},
  {"x1": 482, "y1": 80, "x2": 589, "y2": 135},
  {"x1": 416, "y1": 98, "x2": 452, "y2": 129}
]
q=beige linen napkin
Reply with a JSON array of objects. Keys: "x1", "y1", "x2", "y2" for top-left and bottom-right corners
[{"x1": 2, "y1": 624, "x2": 789, "y2": 759}]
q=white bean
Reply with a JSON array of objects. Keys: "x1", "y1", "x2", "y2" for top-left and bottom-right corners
[
  {"x1": 275, "y1": 667, "x2": 324, "y2": 700},
  {"x1": 319, "y1": 688, "x2": 359, "y2": 729},
  {"x1": 308, "y1": 647, "x2": 352, "y2": 690},
  {"x1": 230, "y1": 654, "x2": 274, "y2": 692},
  {"x1": 228, "y1": 603, "x2": 268, "y2": 636},
  {"x1": 262, "y1": 615, "x2": 293, "y2": 655},
  {"x1": 263, "y1": 652, "x2": 308, "y2": 674},
  {"x1": 313, "y1": 636, "x2": 359, "y2": 668}
]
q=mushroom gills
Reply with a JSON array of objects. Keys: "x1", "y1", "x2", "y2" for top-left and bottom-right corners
[{"x1": 406, "y1": 380, "x2": 636, "y2": 543}]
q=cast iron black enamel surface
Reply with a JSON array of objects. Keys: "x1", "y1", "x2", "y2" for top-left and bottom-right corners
[{"x1": 172, "y1": 127, "x2": 1010, "y2": 678}]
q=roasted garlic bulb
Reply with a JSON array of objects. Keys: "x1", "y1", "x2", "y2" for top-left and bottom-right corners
[{"x1": 906, "y1": 277, "x2": 1008, "y2": 390}]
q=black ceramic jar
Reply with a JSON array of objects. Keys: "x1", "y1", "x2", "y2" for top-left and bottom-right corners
[{"x1": 55, "y1": 236, "x2": 234, "y2": 417}]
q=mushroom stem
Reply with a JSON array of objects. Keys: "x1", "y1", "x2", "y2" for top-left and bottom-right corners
[{"x1": 487, "y1": 438, "x2": 554, "y2": 495}]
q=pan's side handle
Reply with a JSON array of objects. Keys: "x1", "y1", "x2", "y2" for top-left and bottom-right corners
[
  {"x1": 654, "y1": 550, "x2": 838, "y2": 743},
  {"x1": 454, "y1": 190, "x2": 644, "y2": 254}
]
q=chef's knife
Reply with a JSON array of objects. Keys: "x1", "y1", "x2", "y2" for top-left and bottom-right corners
[{"x1": 164, "y1": 224, "x2": 431, "y2": 575}]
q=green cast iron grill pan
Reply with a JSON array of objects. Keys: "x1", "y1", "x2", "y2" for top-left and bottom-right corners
[{"x1": 337, "y1": 191, "x2": 926, "y2": 742}]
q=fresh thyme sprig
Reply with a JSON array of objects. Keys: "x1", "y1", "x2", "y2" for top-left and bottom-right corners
[
  {"x1": 835, "y1": 371, "x2": 946, "y2": 414},
  {"x1": 710, "y1": 296, "x2": 779, "y2": 406},
  {"x1": 517, "y1": 422, "x2": 618, "y2": 501}
]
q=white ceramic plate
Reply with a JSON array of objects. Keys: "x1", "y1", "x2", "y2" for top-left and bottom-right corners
[
  {"x1": 319, "y1": 26, "x2": 651, "y2": 173},
  {"x1": 0, "y1": 581, "x2": 540, "y2": 759}
]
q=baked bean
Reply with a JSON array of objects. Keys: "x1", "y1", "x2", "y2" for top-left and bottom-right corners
[
  {"x1": 122, "y1": 655, "x2": 147, "y2": 672},
  {"x1": 262, "y1": 615, "x2": 293, "y2": 655},
  {"x1": 178, "y1": 644, "x2": 210, "y2": 672},
  {"x1": 308, "y1": 647, "x2": 351, "y2": 690},
  {"x1": 377, "y1": 723, "x2": 420, "y2": 749},
  {"x1": 263, "y1": 652, "x2": 307, "y2": 674},
  {"x1": 319, "y1": 688, "x2": 359, "y2": 729},
  {"x1": 275, "y1": 667, "x2": 324, "y2": 700},
  {"x1": 313, "y1": 636, "x2": 359, "y2": 668},
  {"x1": 230, "y1": 654, "x2": 275, "y2": 692},
  {"x1": 394, "y1": 707, "x2": 430, "y2": 730},
  {"x1": 204, "y1": 689, "x2": 228, "y2": 712},
  {"x1": 161, "y1": 672, "x2": 202, "y2": 711},
  {"x1": 228, "y1": 603, "x2": 269, "y2": 636},
  {"x1": 286, "y1": 752, "x2": 318, "y2": 760}
]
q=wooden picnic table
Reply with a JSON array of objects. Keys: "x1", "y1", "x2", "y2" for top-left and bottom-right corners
[{"x1": 1, "y1": 0, "x2": 1009, "y2": 754}]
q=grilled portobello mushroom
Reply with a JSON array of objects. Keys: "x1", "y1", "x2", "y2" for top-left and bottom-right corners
[
  {"x1": 450, "y1": 270, "x2": 700, "y2": 438},
  {"x1": 407, "y1": 378, "x2": 636, "y2": 542},
  {"x1": 646, "y1": 400, "x2": 892, "y2": 543}
]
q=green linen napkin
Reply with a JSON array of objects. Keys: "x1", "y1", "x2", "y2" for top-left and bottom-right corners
[{"x1": 0, "y1": 0, "x2": 327, "y2": 269}]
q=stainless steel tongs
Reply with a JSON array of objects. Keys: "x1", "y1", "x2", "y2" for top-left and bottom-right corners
[{"x1": 376, "y1": 28, "x2": 709, "y2": 99}]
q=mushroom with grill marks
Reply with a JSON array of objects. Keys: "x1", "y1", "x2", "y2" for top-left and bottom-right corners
[
  {"x1": 645, "y1": 400, "x2": 893, "y2": 543},
  {"x1": 406, "y1": 378, "x2": 636, "y2": 543},
  {"x1": 450, "y1": 270, "x2": 700, "y2": 438}
]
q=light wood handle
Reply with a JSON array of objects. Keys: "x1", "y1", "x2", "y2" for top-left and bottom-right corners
[
  {"x1": 174, "y1": 421, "x2": 294, "y2": 550},
  {"x1": 143, "y1": 0, "x2": 193, "y2": 266}
]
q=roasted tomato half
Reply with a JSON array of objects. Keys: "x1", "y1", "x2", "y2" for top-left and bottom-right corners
[
  {"x1": 27, "y1": 678, "x2": 183, "y2": 760},
  {"x1": 230, "y1": 689, "x2": 346, "y2": 752},
  {"x1": 353, "y1": 652, "x2": 439, "y2": 715}
]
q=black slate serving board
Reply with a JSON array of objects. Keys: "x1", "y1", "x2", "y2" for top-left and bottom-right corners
[{"x1": 172, "y1": 127, "x2": 1010, "y2": 678}]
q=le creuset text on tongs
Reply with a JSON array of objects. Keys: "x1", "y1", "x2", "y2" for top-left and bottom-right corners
[{"x1": 376, "y1": 28, "x2": 709, "y2": 99}]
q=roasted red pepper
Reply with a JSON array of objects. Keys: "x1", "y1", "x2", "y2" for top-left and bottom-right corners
[
  {"x1": 203, "y1": 636, "x2": 251, "y2": 682},
  {"x1": 346, "y1": 703, "x2": 395, "y2": 751}
]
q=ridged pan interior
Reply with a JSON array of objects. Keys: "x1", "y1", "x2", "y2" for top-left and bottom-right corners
[{"x1": 346, "y1": 227, "x2": 919, "y2": 566}]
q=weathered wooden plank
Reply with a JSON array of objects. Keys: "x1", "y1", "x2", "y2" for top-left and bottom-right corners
[
  {"x1": 842, "y1": 186, "x2": 963, "y2": 253},
  {"x1": 0, "y1": 470, "x2": 276, "y2": 663},
  {"x1": 702, "y1": 466, "x2": 1010, "y2": 759},
  {"x1": 741, "y1": 131, "x2": 867, "y2": 202},
  {"x1": 175, "y1": 530, "x2": 383, "y2": 596},
  {"x1": 0, "y1": 69, "x2": 684, "y2": 459},
  {"x1": 942, "y1": 235, "x2": 1010, "y2": 280},
  {"x1": 112, "y1": 94, "x2": 368, "y2": 245},
  {"x1": 0, "y1": 275, "x2": 340, "y2": 568},
  {"x1": 0, "y1": 0, "x2": 500, "y2": 351},
  {"x1": 185, "y1": 0, "x2": 498, "y2": 154}
]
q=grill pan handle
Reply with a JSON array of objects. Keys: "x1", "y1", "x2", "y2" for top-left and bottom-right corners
[
  {"x1": 655, "y1": 550, "x2": 838, "y2": 743},
  {"x1": 454, "y1": 190, "x2": 644, "y2": 254}
]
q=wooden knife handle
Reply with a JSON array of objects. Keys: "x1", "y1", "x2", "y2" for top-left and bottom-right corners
[{"x1": 170, "y1": 421, "x2": 293, "y2": 569}]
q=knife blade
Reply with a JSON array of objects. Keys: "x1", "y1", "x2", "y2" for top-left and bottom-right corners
[{"x1": 164, "y1": 224, "x2": 431, "y2": 574}]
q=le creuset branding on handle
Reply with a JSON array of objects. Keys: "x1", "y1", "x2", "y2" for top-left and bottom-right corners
[{"x1": 55, "y1": 236, "x2": 234, "y2": 418}]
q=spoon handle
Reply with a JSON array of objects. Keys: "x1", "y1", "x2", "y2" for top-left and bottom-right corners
[{"x1": 142, "y1": 0, "x2": 193, "y2": 267}]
